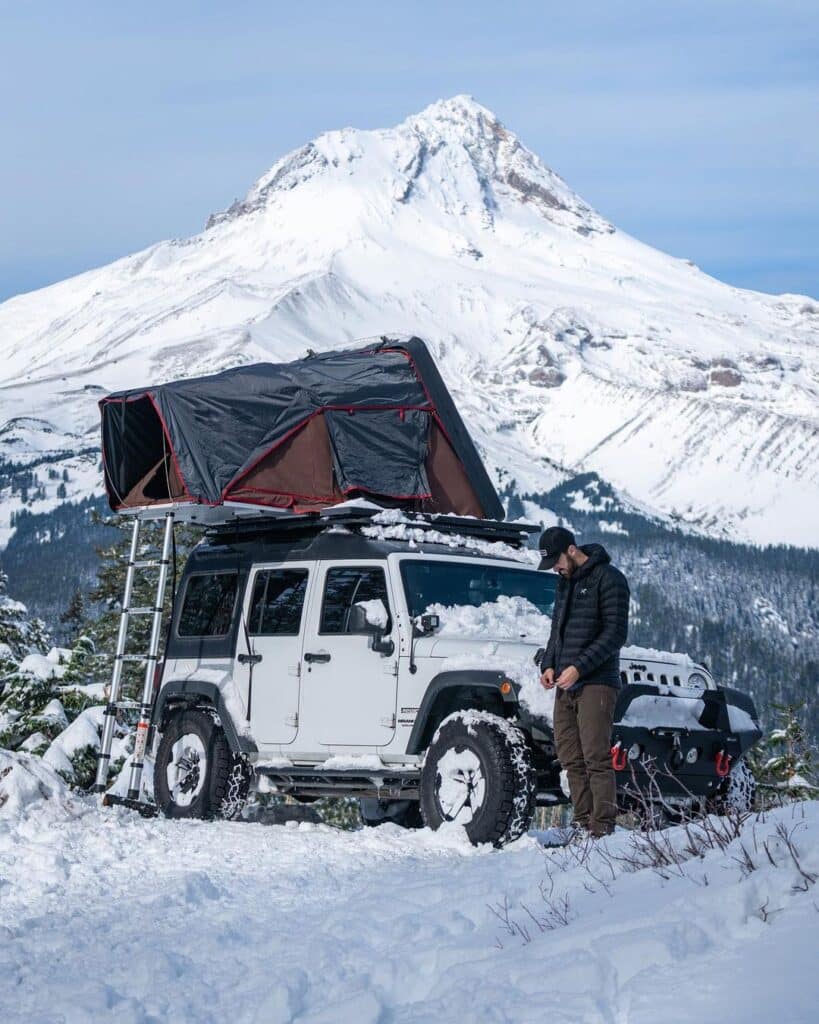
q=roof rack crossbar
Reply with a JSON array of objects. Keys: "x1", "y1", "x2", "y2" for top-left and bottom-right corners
[{"x1": 205, "y1": 506, "x2": 538, "y2": 548}]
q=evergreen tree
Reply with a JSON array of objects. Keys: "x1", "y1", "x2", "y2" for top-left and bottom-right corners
[
  {"x1": 0, "y1": 569, "x2": 48, "y2": 675},
  {"x1": 59, "y1": 588, "x2": 85, "y2": 643},
  {"x1": 0, "y1": 575, "x2": 54, "y2": 752},
  {"x1": 748, "y1": 702, "x2": 818, "y2": 803}
]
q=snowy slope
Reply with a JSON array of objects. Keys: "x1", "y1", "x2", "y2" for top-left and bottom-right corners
[
  {"x1": 1, "y1": 761, "x2": 818, "y2": 1023},
  {"x1": 1, "y1": 95, "x2": 817, "y2": 546}
]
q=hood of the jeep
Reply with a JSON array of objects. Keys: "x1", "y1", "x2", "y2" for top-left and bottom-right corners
[{"x1": 425, "y1": 636, "x2": 542, "y2": 660}]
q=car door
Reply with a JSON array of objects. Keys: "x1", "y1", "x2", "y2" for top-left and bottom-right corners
[
  {"x1": 235, "y1": 562, "x2": 312, "y2": 746},
  {"x1": 300, "y1": 561, "x2": 398, "y2": 747}
]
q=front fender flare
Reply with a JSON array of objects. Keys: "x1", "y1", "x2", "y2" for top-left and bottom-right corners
[{"x1": 405, "y1": 670, "x2": 519, "y2": 755}]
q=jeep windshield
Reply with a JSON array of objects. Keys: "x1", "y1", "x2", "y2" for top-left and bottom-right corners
[{"x1": 400, "y1": 559, "x2": 556, "y2": 618}]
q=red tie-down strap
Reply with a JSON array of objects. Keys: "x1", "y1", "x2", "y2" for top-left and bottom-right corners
[
  {"x1": 611, "y1": 742, "x2": 628, "y2": 771},
  {"x1": 715, "y1": 750, "x2": 732, "y2": 778}
]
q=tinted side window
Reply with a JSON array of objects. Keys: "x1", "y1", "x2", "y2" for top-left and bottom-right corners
[
  {"x1": 320, "y1": 567, "x2": 390, "y2": 635},
  {"x1": 248, "y1": 569, "x2": 308, "y2": 636},
  {"x1": 178, "y1": 573, "x2": 238, "y2": 637}
]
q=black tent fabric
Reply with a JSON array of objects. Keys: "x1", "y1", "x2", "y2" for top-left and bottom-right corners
[{"x1": 99, "y1": 336, "x2": 504, "y2": 520}]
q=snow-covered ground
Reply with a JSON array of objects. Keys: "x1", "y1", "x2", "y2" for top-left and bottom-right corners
[{"x1": 2, "y1": 756, "x2": 817, "y2": 1023}]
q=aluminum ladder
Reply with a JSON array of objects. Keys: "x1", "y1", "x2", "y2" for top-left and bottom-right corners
[{"x1": 94, "y1": 512, "x2": 174, "y2": 807}]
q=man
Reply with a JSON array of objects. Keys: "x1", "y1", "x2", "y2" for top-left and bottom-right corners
[{"x1": 536, "y1": 526, "x2": 630, "y2": 838}]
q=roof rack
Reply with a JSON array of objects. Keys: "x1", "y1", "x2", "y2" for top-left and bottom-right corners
[
  {"x1": 205, "y1": 504, "x2": 539, "y2": 549},
  {"x1": 118, "y1": 500, "x2": 297, "y2": 526},
  {"x1": 120, "y1": 500, "x2": 539, "y2": 548}
]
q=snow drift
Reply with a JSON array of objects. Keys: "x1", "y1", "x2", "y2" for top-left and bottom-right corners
[{"x1": 1, "y1": 769, "x2": 817, "y2": 1022}]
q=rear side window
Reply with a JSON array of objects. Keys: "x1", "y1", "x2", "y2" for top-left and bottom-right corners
[
  {"x1": 248, "y1": 569, "x2": 308, "y2": 636},
  {"x1": 178, "y1": 572, "x2": 238, "y2": 637},
  {"x1": 320, "y1": 566, "x2": 391, "y2": 634}
]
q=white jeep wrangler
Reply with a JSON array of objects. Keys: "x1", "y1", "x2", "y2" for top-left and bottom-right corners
[{"x1": 149, "y1": 509, "x2": 761, "y2": 845}]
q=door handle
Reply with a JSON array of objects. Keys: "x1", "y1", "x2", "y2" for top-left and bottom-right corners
[
  {"x1": 238, "y1": 653, "x2": 263, "y2": 666},
  {"x1": 304, "y1": 651, "x2": 331, "y2": 664}
]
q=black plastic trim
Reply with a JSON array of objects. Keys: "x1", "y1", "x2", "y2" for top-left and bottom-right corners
[
  {"x1": 405, "y1": 670, "x2": 518, "y2": 755},
  {"x1": 152, "y1": 680, "x2": 257, "y2": 755}
]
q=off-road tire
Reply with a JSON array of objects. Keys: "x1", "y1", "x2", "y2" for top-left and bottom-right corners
[
  {"x1": 420, "y1": 710, "x2": 536, "y2": 847},
  {"x1": 155, "y1": 708, "x2": 249, "y2": 820},
  {"x1": 359, "y1": 798, "x2": 424, "y2": 829},
  {"x1": 708, "y1": 757, "x2": 756, "y2": 815}
]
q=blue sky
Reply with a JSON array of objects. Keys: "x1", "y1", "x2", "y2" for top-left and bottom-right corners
[{"x1": 1, "y1": 0, "x2": 817, "y2": 301}]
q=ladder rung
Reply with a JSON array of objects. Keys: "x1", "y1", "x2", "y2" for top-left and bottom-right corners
[
  {"x1": 116, "y1": 654, "x2": 158, "y2": 662},
  {"x1": 110, "y1": 700, "x2": 141, "y2": 710},
  {"x1": 131, "y1": 559, "x2": 165, "y2": 568},
  {"x1": 126, "y1": 606, "x2": 162, "y2": 616}
]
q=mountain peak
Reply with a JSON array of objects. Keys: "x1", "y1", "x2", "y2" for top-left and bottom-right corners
[
  {"x1": 411, "y1": 94, "x2": 503, "y2": 131},
  {"x1": 1, "y1": 100, "x2": 817, "y2": 549},
  {"x1": 207, "y1": 96, "x2": 611, "y2": 237}
]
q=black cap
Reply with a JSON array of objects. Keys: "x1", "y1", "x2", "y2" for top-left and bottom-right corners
[{"x1": 538, "y1": 526, "x2": 576, "y2": 571}]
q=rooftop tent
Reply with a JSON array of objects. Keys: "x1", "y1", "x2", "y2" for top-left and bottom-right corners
[{"x1": 99, "y1": 336, "x2": 504, "y2": 520}]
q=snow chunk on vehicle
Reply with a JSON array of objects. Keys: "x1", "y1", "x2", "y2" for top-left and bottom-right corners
[{"x1": 427, "y1": 594, "x2": 550, "y2": 640}]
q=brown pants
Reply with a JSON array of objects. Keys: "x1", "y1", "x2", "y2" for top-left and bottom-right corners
[{"x1": 554, "y1": 685, "x2": 618, "y2": 836}]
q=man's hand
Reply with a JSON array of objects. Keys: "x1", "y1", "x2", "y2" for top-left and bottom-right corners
[
  {"x1": 540, "y1": 668, "x2": 556, "y2": 690},
  {"x1": 556, "y1": 666, "x2": 580, "y2": 690}
]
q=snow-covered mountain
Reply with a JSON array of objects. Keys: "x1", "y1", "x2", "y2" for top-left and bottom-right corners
[{"x1": 1, "y1": 95, "x2": 817, "y2": 546}]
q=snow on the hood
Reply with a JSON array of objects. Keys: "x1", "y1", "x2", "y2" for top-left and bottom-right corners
[
  {"x1": 621, "y1": 645, "x2": 697, "y2": 668},
  {"x1": 427, "y1": 596, "x2": 554, "y2": 722},
  {"x1": 429, "y1": 593, "x2": 549, "y2": 640}
]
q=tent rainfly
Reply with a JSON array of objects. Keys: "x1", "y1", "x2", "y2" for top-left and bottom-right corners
[{"x1": 99, "y1": 336, "x2": 504, "y2": 520}]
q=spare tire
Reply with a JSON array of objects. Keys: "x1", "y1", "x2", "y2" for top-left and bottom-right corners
[
  {"x1": 420, "y1": 710, "x2": 535, "y2": 847},
  {"x1": 155, "y1": 707, "x2": 249, "y2": 820}
]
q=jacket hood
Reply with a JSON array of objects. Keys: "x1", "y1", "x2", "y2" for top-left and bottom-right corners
[{"x1": 568, "y1": 543, "x2": 611, "y2": 581}]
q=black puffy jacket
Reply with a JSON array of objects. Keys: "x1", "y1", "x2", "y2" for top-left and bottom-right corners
[{"x1": 540, "y1": 544, "x2": 630, "y2": 690}]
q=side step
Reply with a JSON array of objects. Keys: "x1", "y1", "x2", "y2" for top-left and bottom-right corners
[
  {"x1": 256, "y1": 764, "x2": 421, "y2": 800},
  {"x1": 102, "y1": 793, "x2": 159, "y2": 818}
]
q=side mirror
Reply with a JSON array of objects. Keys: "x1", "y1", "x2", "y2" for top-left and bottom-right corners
[{"x1": 350, "y1": 600, "x2": 394, "y2": 657}]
